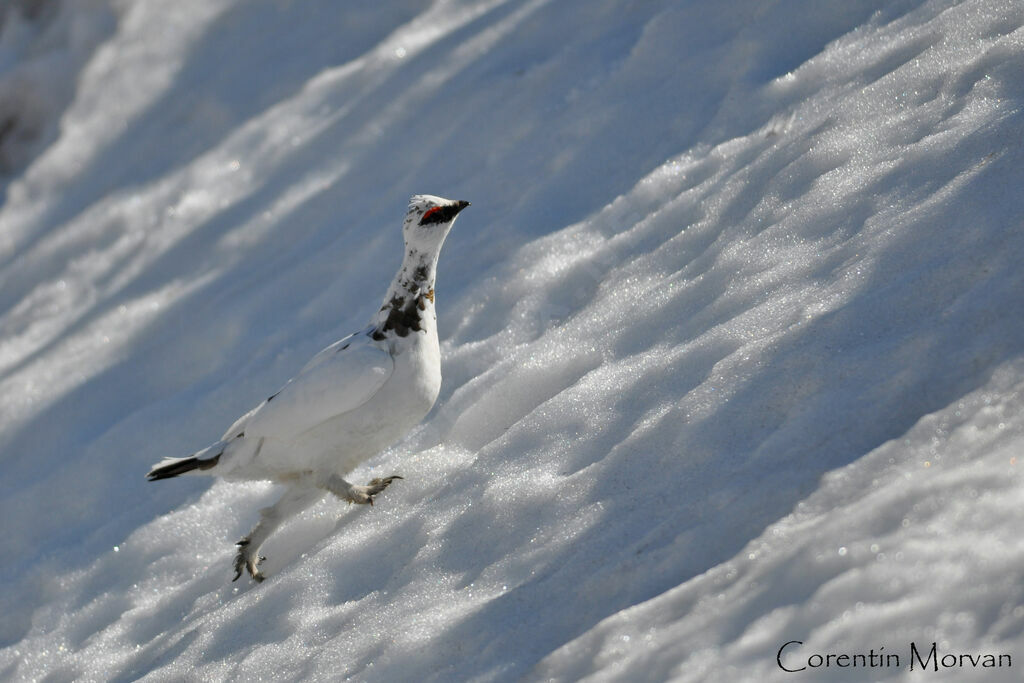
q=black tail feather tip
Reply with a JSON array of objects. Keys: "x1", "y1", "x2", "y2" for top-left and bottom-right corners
[{"x1": 146, "y1": 453, "x2": 221, "y2": 481}]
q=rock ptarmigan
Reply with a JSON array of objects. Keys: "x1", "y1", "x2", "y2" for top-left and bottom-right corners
[{"x1": 147, "y1": 195, "x2": 470, "y2": 582}]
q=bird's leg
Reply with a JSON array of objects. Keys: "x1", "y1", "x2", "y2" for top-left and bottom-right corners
[
  {"x1": 233, "y1": 485, "x2": 325, "y2": 583},
  {"x1": 318, "y1": 473, "x2": 403, "y2": 506}
]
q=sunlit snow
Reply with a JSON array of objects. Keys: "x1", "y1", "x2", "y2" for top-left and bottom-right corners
[{"x1": 1, "y1": 0, "x2": 1023, "y2": 681}]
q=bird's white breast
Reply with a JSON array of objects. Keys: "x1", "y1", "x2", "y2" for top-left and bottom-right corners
[{"x1": 237, "y1": 325, "x2": 441, "y2": 479}]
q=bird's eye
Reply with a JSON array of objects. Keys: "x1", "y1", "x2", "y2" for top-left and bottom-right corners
[{"x1": 419, "y1": 206, "x2": 445, "y2": 225}]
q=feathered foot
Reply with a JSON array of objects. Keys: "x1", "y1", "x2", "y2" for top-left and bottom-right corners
[
  {"x1": 230, "y1": 485, "x2": 325, "y2": 583},
  {"x1": 233, "y1": 538, "x2": 266, "y2": 583},
  {"x1": 345, "y1": 475, "x2": 402, "y2": 505},
  {"x1": 320, "y1": 474, "x2": 402, "y2": 505}
]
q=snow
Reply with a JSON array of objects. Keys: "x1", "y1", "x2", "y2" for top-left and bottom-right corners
[{"x1": 1, "y1": 0, "x2": 1023, "y2": 680}]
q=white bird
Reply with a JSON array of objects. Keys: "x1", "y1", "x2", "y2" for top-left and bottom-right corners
[{"x1": 147, "y1": 194, "x2": 470, "y2": 582}]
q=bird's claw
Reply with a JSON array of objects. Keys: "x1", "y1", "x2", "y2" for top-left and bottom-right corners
[
  {"x1": 347, "y1": 475, "x2": 402, "y2": 505},
  {"x1": 366, "y1": 475, "x2": 402, "y2": 504},
  {"x1": 232, "y1": 538, "x2": 266, "y2": 582}
]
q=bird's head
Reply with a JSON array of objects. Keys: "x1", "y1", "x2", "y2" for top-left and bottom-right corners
[{"x1": 403, "y1": 195, "x2": 470, "y2": 251}]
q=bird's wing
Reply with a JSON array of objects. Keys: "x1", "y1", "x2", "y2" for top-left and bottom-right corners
[{"x1": 231, "y1": 328, "x2": 393, "y2": 440}]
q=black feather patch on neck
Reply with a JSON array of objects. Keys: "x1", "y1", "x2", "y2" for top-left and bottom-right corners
[
  {"x1": 373, "y1": 293, "x2": 424, "y2": 339},
  {"x1": 373, "y1": 251, "x2": 436, "y2": 341}
]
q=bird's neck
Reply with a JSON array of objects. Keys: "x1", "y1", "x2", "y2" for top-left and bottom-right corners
[{"x1": 372, "y1": 246, "x2": 439, "y2": 340}]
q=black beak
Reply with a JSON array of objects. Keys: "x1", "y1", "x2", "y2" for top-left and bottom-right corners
[{"x1": 420, "y1": 200, "x2": 471, "y2": 226}]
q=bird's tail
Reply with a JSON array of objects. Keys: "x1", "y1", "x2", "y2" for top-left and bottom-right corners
[{"x1": 147, "y1": 443, "x2": 224, "y2": 481}]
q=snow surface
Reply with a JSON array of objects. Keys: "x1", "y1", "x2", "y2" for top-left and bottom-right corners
[{"x1": 1, "y1": 0, "x2": 1024, "y2": 680}]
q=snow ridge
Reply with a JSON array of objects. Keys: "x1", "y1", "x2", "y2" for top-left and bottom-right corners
[{"x1": 1, "y1": 1, "x2": 1023, "y2": 681}]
